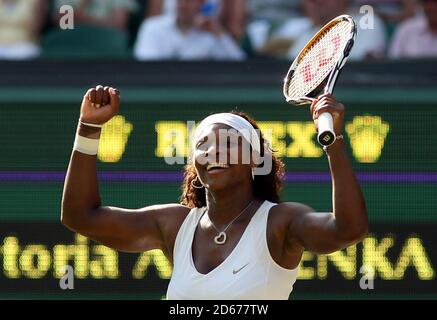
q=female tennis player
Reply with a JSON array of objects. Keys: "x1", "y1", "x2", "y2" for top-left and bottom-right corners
[{"x1": 61, "y1": 85, "x2": 368, "y2": 300}]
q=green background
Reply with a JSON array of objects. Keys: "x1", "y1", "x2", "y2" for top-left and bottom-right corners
[
  {"x1": 0, "y1": 85, "x2": 436, "y2": 299},
  {"x1": 0, "y1": 101, "x2": 436, "y2": 171},
  {"x1": 1, "y1": 182, "x2": 436, "y2": 223}
]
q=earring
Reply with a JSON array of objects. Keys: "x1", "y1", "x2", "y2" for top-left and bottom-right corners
[
  {"x1": 251, "y1": 168, "x2": 255, "y2": 181},
  {"x1": 191, "y1": 176, "x2": 204, "y2": 189}
]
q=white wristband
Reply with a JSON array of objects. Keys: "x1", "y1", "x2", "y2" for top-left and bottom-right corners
[
  {"x1": 80, "y1": 121, "x2": 103, "y2": 128},
  {"x1": 73, "y1": 134, "x2": 100, "y2": 155}
]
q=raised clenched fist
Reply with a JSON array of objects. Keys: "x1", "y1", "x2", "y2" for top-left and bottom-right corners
[{"x1": 80, "y1": 85, "x2": 120, "y2": 125}]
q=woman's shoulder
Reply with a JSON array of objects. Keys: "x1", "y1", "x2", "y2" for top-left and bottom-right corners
[
  {"x1": 147, "y1": 203, "x2": 191, "y2": 213},
  {"x1": 153, "y1": 204, "x2": 193, "y2": 245},
  {"x1": 268, "y1": 201, "x2": 315, "y2": 224},
  {"x1": 271, "y1": 201, "x2": 314, "y2": 212},
  {"x1": 151, "y1": 203, "x2": 192, "y2": 228}
]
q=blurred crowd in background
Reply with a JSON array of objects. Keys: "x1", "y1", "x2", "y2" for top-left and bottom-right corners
[{"x1": 0, "y1": 0, "x2": 436, "y2": 61}]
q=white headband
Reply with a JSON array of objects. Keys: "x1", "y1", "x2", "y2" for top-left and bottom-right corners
[{"x1": 193, "y1": 113, "x2": 261, "y2": 154}]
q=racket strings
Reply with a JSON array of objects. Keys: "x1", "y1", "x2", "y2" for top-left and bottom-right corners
[{"x1": 286, "y1": 20, "x2": 351, "y2": 100}]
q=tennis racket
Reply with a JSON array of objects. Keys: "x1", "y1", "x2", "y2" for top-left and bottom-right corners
[{"x1": 283, "y1": 15, "x2": 357, "y2": 146}]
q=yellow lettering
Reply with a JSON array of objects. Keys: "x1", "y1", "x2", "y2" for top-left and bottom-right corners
[
  {"x1": 90, "y1": 245, "x2": 119, "y2": 279},
  {"x1": 132, "y1": 250, "x2": 172, "y2": 279},
  {"x1": 53, "y1": 234, "x2": 89, "y2": 279},
  {"x1": 155, "y1": 122, "x2": 188, "y2": 158},
  {"x1": 297, "y1": 251, "x2": 315, "y2": 279},
  {"x1": 363, "y1": 236, "x2": 395, "y2": 280},
  {"x1": 286, "y1": 122, "x2": 322, "y2": 158},
  {"x1": 317, "y1": 245, "x2": 357, "y2": 279},
  {"x1": 1, "y1": 237, "x2": 20, "y2": 278},
  {"x1": 19, "y1": 245, "x2": 51, "y2": 279},
  {"x1": 1, "y1": 233, "x2": 433, "y2": 283},
  {"x1": 393, "y1": 237, "x2": 434, "y2": 280}
]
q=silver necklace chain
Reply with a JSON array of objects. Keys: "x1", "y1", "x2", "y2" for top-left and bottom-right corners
[{"x1": 205, "y1": 200, "x2": 255, "y2": 245}]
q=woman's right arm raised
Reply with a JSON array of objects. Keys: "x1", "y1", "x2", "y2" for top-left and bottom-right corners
[{"x1": 61, "y1": 86, "x2": 189, "y2": 256}]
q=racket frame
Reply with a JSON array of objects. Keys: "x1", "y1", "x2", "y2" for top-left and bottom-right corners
[
  {"x1": 283, "y1": 15, "x2": 356, "y2": 146},
  {"x1": 283, "y1": 15, "x2": 357, "y2": 106}
]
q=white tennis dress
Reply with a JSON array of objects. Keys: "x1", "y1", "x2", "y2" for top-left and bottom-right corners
[{"x1": 167, "y1": 200, "x2": 299, "y2": 300}]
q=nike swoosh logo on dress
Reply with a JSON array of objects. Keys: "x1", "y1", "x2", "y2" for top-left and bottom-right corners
[{"x1": 232, "y1": 263, "x2": 249, "y2": 274}]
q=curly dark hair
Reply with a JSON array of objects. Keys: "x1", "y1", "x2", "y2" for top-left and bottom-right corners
[{"x1": 180, "y1": 111, "x2": 285, "y2": 208}]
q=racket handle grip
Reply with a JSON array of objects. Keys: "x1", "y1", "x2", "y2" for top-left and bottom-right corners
[{"x1": 317, "y1": 112, "x2": 336, "y2": 146}]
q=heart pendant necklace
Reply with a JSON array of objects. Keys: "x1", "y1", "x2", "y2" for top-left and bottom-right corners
[
  {"x1": 214, "y1": 232, "x2": 227, "y2": 245},
  {"x1": 206, "y1": 200, "x2": 254, "y2": 245}
]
